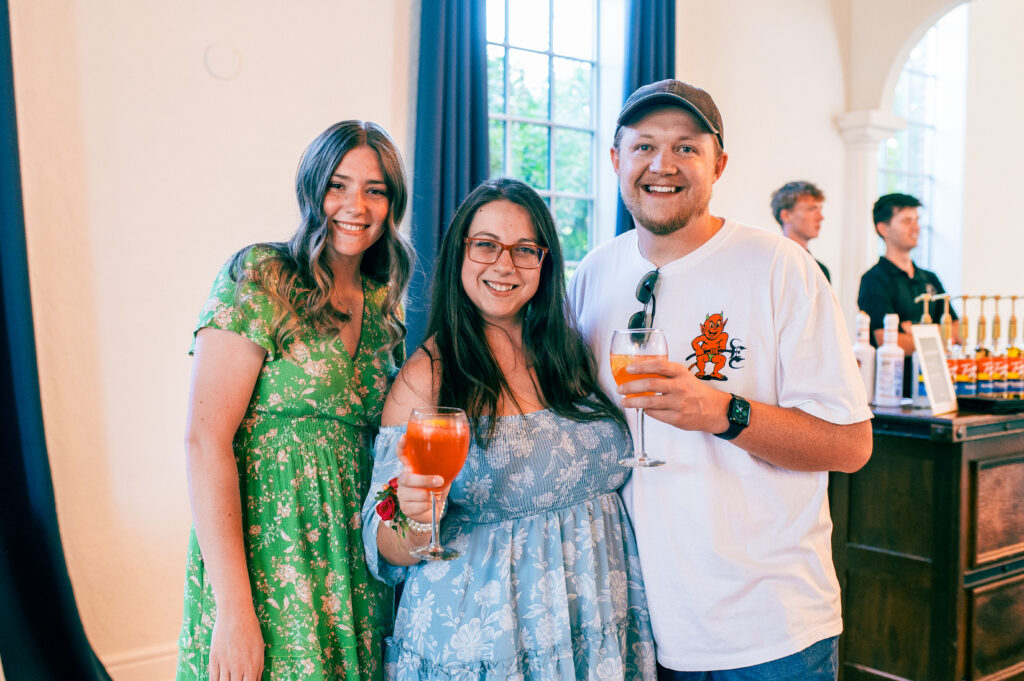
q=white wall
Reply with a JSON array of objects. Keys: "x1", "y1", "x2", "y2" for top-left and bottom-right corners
[
  {"x1": 8, "y1": 1, "x2": 416, "y2": 679},
  {"x1": 962, "y1": 0, "x2": 1024, "y2": 331},
  {"x1": 843, "y1": 0, "x2": 960, "y2": 111},
  {"x1": 675, "y1": 0, "x2": 848, "y2": 285}
]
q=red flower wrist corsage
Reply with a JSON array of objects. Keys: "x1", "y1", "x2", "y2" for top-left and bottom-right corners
[{"x1": 374, "y1": 477, "x2": 410, "y2": 536}]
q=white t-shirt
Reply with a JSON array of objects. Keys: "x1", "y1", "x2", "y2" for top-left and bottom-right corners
[{"x1": 568, "y1": 221, "x2": 872, "y2": 671}]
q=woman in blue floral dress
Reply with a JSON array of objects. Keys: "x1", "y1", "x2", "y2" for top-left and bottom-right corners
[
  {"x1": 177, "y1": 121, "x2": 413, "y2": 681},
  {"x1": 361, "y1": 178, "x2": 657, "y2": 680}
]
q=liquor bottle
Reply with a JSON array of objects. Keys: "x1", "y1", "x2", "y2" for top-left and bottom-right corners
[
  {"x1": 852, "y1": 311, "x2": 876, "y2": 401},
  {"x1": 975, "y1": 295, "x2": 996, "y2": 396},
  {"x1": 875, "y1": 313, "x2": 904, "y2": 407},
  {"x1": 991, "y1": 295, "x2": 1008, "y2": 399},
  {"x1": 1007, "y1": 295, "x2": 1023, "y2": 399},
  {"x1": 911, "y1": 293, "x2": 933, "y2": 408},
  {"x1": 957, "y1": 295, "x2": 977, "y2": 396}
]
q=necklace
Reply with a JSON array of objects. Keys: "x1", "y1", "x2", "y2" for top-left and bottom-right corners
[
  {"x1": 335, "y1": 299, "x2": 353, "y2": 320},
  {"x1": 332, "y1": 273, "x2": 362, "y2": 320},
  {"x1": 334, "y1": 289, "x2": 360, "y2": 319}
]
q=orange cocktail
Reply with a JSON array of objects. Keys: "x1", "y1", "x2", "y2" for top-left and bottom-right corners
[
  {"x1": 610, "y1": 353, "x2": 668, "y2": 397},
  {"x1": 405, "y1": 417, "x2": 471, "y2": 490},
  {"x1": 609, "y1": 328, "x2": 668, "y2": 468},
  {"x1": 406, "y1": 406, "x2": 470, "y2": 561}
]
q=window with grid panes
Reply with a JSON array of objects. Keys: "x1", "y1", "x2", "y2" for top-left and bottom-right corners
[
  {"x1": 877, "y1": 5, "x2": 967, "y2": 272},
  {"x1": 486, "y1": 0, "x2": 599, "y2": 269}
]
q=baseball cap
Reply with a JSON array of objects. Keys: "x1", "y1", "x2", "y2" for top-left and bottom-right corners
[{"x1": 616, "y1": 79, "x2": 724, "y2": 149}]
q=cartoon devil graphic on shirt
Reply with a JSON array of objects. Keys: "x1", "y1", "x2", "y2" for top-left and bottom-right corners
[{"x1": 688, "y1": 311, "x2": 746, "y2": 380}]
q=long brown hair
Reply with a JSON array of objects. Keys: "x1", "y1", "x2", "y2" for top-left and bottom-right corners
[
  {"x1": 425, "y1": 178, "x2": 627, "y2": 443},
  {"x1": 232, "y1": 120, "x2": 413, "y2": 353}
]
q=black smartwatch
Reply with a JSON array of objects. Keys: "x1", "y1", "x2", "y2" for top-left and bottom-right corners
[{"x1": 714, "y1": 393, "x2": 750, "y2": 440}]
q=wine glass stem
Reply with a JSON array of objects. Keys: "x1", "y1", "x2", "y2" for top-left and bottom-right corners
[
  {"x1": 428, "y1": 492, "x2": 440, "y2": 552},
  {"x1": 637, "y1": 407, "x2": 647, "y2": 462}
]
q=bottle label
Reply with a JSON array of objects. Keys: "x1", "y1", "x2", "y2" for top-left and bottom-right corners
[
  {"x1": 1007, "y1": 354, "x2": 1024, "y2": 398},
  {"x1": 994, "y1": 357, "x2": 1008, "y2": 398},
  {"x1": 977, "y1": 356, "x2": 995, "y2": 381},
  {"x1": 956, "y1": 358, "x2": 977, "y2": 397},
  {"x1": 977, "y1": 357, "x2": 996, "y2": 395},
  {"x1": 875, "y1": 355, "x2": 904, "y2": 406}
]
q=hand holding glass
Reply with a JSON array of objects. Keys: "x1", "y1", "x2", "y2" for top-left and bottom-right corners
[
  {"x1": 610, "y1": 328, "x2": 668, "y2": 467},
  {"x1": 404, "y1": 407, "x2": 471, "y2": 560}
]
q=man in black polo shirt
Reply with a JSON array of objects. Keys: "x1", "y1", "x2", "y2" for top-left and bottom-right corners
[{"x1": 857, "y1": 193, "x2": 960, "y2": 395}]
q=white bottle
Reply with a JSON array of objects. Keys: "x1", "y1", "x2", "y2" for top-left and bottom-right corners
[
  {"x1": 874, "y1": 313, "x2": 905, "y2": 407},
  {"x1": 853, "y1": 311, "x2": 876, "y2": 402}
]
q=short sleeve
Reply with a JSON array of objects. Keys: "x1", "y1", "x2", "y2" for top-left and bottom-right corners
[
  {"x1": 361, "y1": 425, "x2": 411, "y2": 585},
  {"x1": 775, "y1": 250, "x2": 873, "y2": 425},
  {"x1": 190, "y1": 246, "x2": 280, "y2": 359}
]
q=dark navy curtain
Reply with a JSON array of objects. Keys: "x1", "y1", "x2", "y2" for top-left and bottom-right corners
[
  {"x1": 0, "y1": 2, "x2": 111, "y2": 679},
  {"x1": 406, "y1": 0, "x2": 490, "y2": 351},
  {"x1": 616, "y1": 0, "x2": 676, "y2": 235}
]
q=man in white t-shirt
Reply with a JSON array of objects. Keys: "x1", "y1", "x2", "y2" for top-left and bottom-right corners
[{"x1": 568, "y1": 79, "x2": 873, "y2": 679}]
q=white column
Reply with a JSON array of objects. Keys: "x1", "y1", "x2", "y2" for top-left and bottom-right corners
[{"x1": 835, "y1": 109, "x2": 906, "y2": 332}]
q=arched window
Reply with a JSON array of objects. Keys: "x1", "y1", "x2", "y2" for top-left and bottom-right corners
[{"x1": 877, "y1": 3, "x2": 967, "y2": 291}]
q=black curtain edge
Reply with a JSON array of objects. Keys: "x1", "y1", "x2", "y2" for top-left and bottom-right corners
[
  {"x1": 0, "y1": 2, "x2": 112, "y2": 679},
  {"x1": 616, "y1": 0, "x2": 676, "y2": 236},
  {"x1": 407, "y1": 0, "x2": 489, "y2": 351}
]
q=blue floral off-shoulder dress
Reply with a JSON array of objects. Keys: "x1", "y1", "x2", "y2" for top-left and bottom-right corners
[{"x1": 361, "y1": 410, "x2": 657, "y2": 680}]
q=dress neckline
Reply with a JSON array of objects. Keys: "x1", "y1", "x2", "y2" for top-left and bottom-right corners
[{"x1": 380, "y1": 408, "x2": 553, "y2": 431}]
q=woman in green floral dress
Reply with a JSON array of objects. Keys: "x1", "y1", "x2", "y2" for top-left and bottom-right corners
[{"x1": 176, "y1": 121, "x2": 413, "y2": 681}]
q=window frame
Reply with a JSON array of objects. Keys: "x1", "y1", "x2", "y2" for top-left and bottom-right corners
[{"x1": 486, "y1": 0, "x2": 623, "y2": 268}]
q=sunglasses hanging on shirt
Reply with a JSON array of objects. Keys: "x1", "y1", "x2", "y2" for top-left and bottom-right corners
[{"x1": 628, "y1": 269, "x2": 659, "y2": 329}]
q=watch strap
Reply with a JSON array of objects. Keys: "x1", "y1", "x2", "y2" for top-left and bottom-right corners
[{"x1": 715, "y1": 393, "x2": 750, "y2": 441}]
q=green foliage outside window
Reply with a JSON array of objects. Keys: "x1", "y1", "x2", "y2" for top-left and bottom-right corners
[{"x1": 487, "y1": 0, "x2": 596, "y2": 267}]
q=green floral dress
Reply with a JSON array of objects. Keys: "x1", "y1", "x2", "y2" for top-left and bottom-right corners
[{"x1": 177, "y1": 246, "x2": 400, "y2": 681}]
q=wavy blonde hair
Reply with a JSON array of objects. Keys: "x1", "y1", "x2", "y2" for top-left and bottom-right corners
[{"x1": 232, "y1": 120, "x2": 413, "y2": 354}]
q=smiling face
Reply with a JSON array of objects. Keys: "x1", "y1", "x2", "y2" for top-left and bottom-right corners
[
  {"x1": 321, "y1": 145, "x2": 390, "y2": 267},
  {"x1": 702, "y1": 313, "x2": 726, "y2": 339},
  {"x1": 878, "y1": 206, "x2": 920, "y2": 254},
  {"x1": 611, "y1": 106, "x2": 727, "y2": 236},
  {"x1": 460, "y1": 199, "x2": 543, "y2": 328},
  {"x1": 781, "y1": 195, "x2": 824, "y2": 248}
]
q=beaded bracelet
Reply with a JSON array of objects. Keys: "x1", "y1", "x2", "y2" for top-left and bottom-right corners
[
  {"x1": 405, "y1": 515, "x2": 433, "y2": 534},
  {"x1": 406, "y1": 498, "x2": 447, "y2": 534}
]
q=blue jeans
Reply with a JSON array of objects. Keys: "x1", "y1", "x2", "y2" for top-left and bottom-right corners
[{"x1": 656, "y1": 637, "x2": 838, "y2": 681}]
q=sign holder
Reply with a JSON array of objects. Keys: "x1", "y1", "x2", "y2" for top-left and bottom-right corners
[{"x1": 912, "y1": 323, "x2": 958, "y2": 415}]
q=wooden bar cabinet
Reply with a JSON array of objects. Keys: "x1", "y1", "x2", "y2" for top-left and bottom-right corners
[{"x1": 830, "y1": 406, "x2": 1024, "y2": 681}]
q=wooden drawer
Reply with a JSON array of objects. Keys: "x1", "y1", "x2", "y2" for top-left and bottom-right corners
[
  {"x1": 971, "y1": 455, "x2": 1024, "y2": 568},
  {"x1": 967, "y1": 571, "x2": 1024, "y2": 680}
]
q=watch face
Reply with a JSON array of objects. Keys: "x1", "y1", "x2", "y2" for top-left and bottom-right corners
[{"x1": 730, "y1": 396, "x2": 751, "y2": 425}]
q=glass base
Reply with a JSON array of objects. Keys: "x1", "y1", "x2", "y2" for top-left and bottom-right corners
[
  {"x1": 618, "y1": 456, "x2": 665, "y2": 468},
  {"x1": 410, "y1": 545, "x2": 462, "y2": 561}
]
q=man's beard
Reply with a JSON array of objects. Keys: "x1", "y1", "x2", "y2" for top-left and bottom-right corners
[{"x1": 622, "y1": 182, "x2": 713, "y2": 235}]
